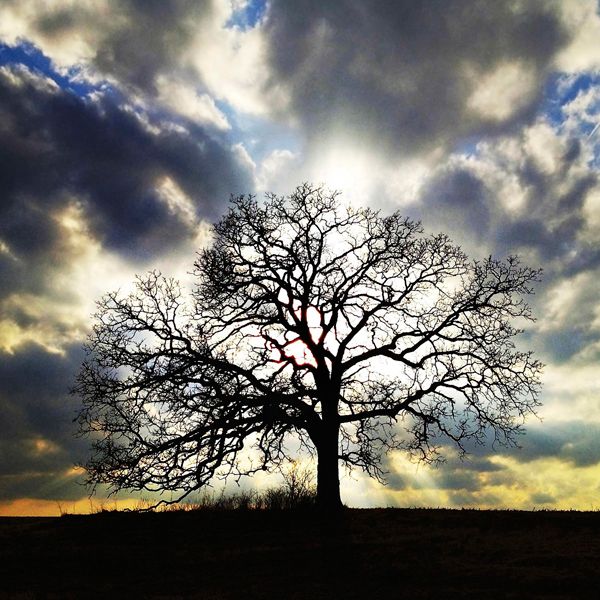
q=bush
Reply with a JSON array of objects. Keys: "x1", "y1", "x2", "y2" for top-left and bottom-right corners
[{"x1": 167, "y1": 461, "x2": 317, "y2": 512}]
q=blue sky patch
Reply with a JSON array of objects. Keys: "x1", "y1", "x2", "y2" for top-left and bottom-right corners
[
  {"x1": 226, "y1": 0, "x2": 268, "y2": 30},
  {"x1": 0, "y1": 41, "x2": 98, "y2": 97},
  {"x1": 542, "y1": 72, "x2": 600, "y2": 132}
]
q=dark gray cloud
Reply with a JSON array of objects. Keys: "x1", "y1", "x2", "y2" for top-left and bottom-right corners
[
  {"x1": 0, "y1": 7, "x2": 255, "y2": 505},
  {"x1": 413, "y1": 167, "x2": 491, "y2": 243},
  {"x1": 0, "y1": 64, "x2": 252, "y2": 304},
  {"x1": 538, "y1": 329, "x2": 589, "y2": 364},
  {"x1": 447, "y1": 490, "x2": 502, "y2": 507},
  {"x1": 493, "y1": 176, "x2": 596, "y2": 266},
  {"x1": 383, "y1": 419, "x2": 600, "y2": 501},
  {"x1": 454, "y1": 421, "x2": 600, "y2": 469},
  {"x1": 417, "y1": 159, "x2": 597, "y2": 268},
  {"x1": 530, "y1": 492, "x2": 556, "y2": 505},
  {"x1": 263, "y1": 0, "x2": 571, "y2": 155},
  {"x1": 90, "y1": 0, "x2": 212, "y2": 94},
  {"x1": 515, "y1": 422, "x2": 600, "y2": 467},
  {"x1": 0, "y1": 471, "x2": 83, "y2": 502},
  {"x1": 384, "y1": 453, "x2": 502, "y2": 493},
  {"x1": 0, "y1": 342, "x2": 86, "y2": 500}
]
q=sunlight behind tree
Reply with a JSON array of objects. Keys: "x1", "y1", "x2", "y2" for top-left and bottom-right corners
[{"x1": 74, "y1": 184, "x2": 542, "y2": 510}]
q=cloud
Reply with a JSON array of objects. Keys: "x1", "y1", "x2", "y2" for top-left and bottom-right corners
[
  {"x1": 416, "y1": 120, "x2": 598, "y2": 261},
  {"x1": 383, "y1": 450, "x2": 503, "y2": 494},
  {"x1": 513, "y1": 422, "x2": 600, "y2": 467},
  {"x1": 440, "y1": 419, "x2": 600, "y2": 470},
  {"x1": 262, "y1": 1, "x2": 571, "y2": 156},
  {"x1": 0, "y1": 0, "x2": 278, "y2": 120},
  {"x1": 530, "y1": 492, "x2": 556, "y2": 505},
  {"x1": 554, "y1": 0, "x2": 600, "y2": 73},
  {"x1": 0, "y1": 470, "x2": 83, "y2": 502},
  {"x1": 155, "y1": 76, "x2": 231, "y2": 130},
  {"x1": 0, "y1": 342, "x2": 86, "y2": 501},
  {"x1": 0, "y1": 0, "x2": 213, "y2": 91},
  {"x1": 89, "y1": 1, "x2": 213, "y2": 93},
  {"x1": 366, "y1": 419, "x2": 600, "y2": 509},
  {"x1": 415, "y1": 167, "x2": 492, "y2": 245},
  {"x1": 467, "y1": 61, "x2": 539, "y2": 123},
  {"x1": 0, "y1": 63, "x2": 251, "y2": 253},
  {"x1": 400, "y1": 105, "x2": 600, "y2": 363},
  {"x1": 0, "y1": 6, "x2": 259, "y2": 507},
  {"x1": 0, "y1": 61, "x2": 251, "y2": 278},
  {"x1": 0, "y1": 60, "x2": 252, "y2": 357}
]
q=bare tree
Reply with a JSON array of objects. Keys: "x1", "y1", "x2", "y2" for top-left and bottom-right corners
[{"x1": 75, "y1": 184, "x2": 542, "y2": 510}]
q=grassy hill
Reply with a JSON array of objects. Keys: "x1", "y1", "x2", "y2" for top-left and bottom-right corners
[{"x1": 1, "y1": 508, "x2": 599, "y2": 598}]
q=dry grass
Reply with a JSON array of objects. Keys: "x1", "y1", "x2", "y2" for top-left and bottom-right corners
[{"x1": 1, "y1": 507, "x2": 600, "y2": 598}]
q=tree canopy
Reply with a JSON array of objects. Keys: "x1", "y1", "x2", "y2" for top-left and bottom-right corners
[{"x1": 75, "y1": 184, "x2": 542, "y2": 509}]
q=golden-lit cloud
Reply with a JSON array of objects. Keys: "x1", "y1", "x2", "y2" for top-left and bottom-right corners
[
  {"x1": 342, "y1": 449, "x2": 600, "y2": 511},
  {"x1": 0, "y1": 201, "x2": 129, "y2": 354}
]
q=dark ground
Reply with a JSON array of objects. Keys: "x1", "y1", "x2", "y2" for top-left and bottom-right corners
[{"x1": 1, "y1": 508, "x2": 599, "y2": 599}]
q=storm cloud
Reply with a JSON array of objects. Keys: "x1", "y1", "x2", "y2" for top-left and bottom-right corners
[
  {"x1": 263, "y1": 0, "x2": 571, "y2": 155},
  {"x1": 447, "y1": 420, "x2": 600, "y2": 470},
  {"x1": 0, "y1": 63, "x2": 250, "y2": 258},
  {"x1": 0, "y1": 342, "x2": 85, "y2": 501},
  {"x1": 0, "y1": 61, "x2": 252, "y2": 334}
]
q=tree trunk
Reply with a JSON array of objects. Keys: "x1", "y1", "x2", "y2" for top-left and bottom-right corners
[{"x1": 316, "y1": 424, "x2": 343, "y2": 511}]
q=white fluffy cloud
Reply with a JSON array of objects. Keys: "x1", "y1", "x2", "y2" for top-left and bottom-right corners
[
  {"x1": 467, "y1": 61, "x2": 538, "y2": 122},
  {"x1": 554, "y1": 0, "x2": 600, "y2": 73}
]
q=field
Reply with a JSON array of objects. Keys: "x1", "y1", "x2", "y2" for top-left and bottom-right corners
[{"x1": 1, "y1": 508, "x2": 599, "y2": 598}]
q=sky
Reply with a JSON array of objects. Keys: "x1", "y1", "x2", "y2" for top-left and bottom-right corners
[{"x1": 1, "y1": 0, "x2": 600, "y2": 515}]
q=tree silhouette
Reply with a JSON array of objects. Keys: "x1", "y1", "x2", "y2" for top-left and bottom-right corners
[{"x1": 75, "y1": 184, "x2": 542, "y2": 510}]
